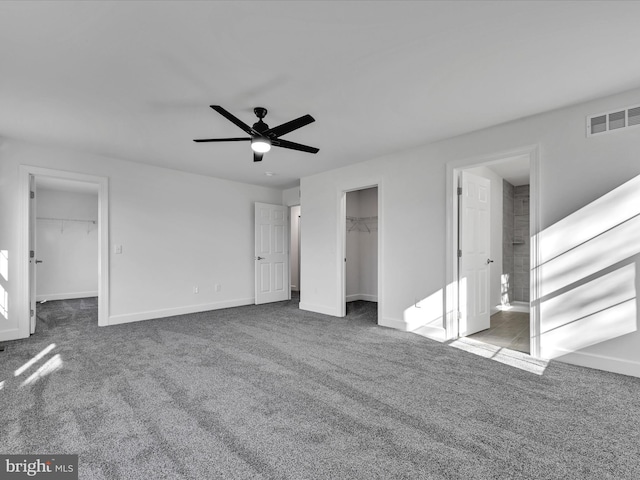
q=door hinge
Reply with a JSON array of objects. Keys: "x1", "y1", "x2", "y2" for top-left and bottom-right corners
[
  {"x1": 457, "y1": 249, "x2": 462, "y2": 258},
  {"x1": 30, "y1": 250, "x2": 35, "y2": 258},
  {"x1": 457, "y1": 187, "x2": 462, "y2": 196},
  {"x1": 30, "y1": 309, "x2": 34, "y2": 317},
  {"x1": 30, "y1": 191, "x2": 35, "y2": 199}
]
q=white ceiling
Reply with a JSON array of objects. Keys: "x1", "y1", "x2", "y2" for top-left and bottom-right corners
[{"x1": 2, "y1": 1, "x2": 640, "y2": 189}]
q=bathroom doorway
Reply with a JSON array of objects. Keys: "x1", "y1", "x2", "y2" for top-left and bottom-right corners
[{"x1": 459, "y1": 156, "x2": 532, "y2": 353}]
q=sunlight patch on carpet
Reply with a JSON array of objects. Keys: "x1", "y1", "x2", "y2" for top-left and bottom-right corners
[
  {"x1": 21, "y1": 354, "x2": 63, "y2": 387},
  {"x1": 449, "y1": 337, "x2": 549, "y2": 375},
  {"x1": 14, "y1": 343, "x2": 57, "y2": 377}
]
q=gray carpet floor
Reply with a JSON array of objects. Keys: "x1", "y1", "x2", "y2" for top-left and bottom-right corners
[{"x1": 1, "y1": 296, "x2": 639, "y2": 479}]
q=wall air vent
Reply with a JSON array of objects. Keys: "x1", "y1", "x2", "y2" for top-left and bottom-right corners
[{"x1": 587, "y1": 104, "x2": 640, "y2": 137}]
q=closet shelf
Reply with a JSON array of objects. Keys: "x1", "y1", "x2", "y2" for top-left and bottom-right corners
[{"x1": 37, "y1": 217, "x2": 96, "y2": 234}]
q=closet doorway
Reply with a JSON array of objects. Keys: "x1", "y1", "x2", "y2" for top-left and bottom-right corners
[
  {"x1": 33, "y1": 177, "x2": 99, "y2": 332},
  {"x1": 344, "y1": 187, "x2": 378, "y2": 324},
  {"x1": 19, "y1": 165, "x2": 109, "y2": 338}
]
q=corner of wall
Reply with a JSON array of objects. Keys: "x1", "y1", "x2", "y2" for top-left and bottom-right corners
[{"x1": 283, "y1": 186, "x2": 301, "y2": 206}]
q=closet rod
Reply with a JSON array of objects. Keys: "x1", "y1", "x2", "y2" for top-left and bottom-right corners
[{"x1": 37, "y1": 217, "x2": 96, "y2": 224}]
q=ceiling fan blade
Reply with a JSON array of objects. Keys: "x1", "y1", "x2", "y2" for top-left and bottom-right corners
[
  {"x1": 253, "y1": 152, "x2": 264, "y2": 162},
  {"x1": 272, "y1": 138, "x2": 319, "y2": 154},
  {"x1": 210, "y1": 105, "x2": 257, "y2": 135},
  {"x1": 193, "y1": 137, "x2": 250, "y2": 143},
  {"x1": 265, "y1": 114, "x2": 315, "y2": 138}
]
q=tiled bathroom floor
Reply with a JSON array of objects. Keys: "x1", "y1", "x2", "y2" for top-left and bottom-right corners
[{"x1": 467, "y1": 310, "x2": 530, "y2": 354}]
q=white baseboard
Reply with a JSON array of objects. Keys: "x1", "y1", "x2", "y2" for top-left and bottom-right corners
[
  {"x1": 378, "y1": 316, "x2": 410, "y2": 331},
  {"x1": 37, "y1": 291, "x2": 98, "y2": 302},
  {"x1": 107, "y1": 297, "x2": 254, "y2": 326},
  {"x1": 378, "y1": 316, "x2": 446, "y2": 342},
  {"x1": 553, "y1": 349, "x2": 640, "y2": 378},
  {"x1": 299, "y1": 302, "x2": 339, "y2": 317},
  {"x1": 497, "y1": 301, "x2": 530, "y2": 313},
  {"x1": 346, "y1": 294, "x2": 378, "y2": 302},
  {"x1": 411, "y1": 324, "x2": 447, "y2": 342}
]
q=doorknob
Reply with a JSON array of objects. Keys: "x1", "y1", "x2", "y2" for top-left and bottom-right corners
[
  {"x1": 35, "y1": 259, "x2": 43, "y2": 264},
  {"x1": 255, "y1": 256, "x2": 265, "y2": 260},
  {"x1": 486, "y1": 258, "x2": 494, "y2": 264}
]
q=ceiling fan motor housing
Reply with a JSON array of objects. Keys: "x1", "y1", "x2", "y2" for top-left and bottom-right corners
[
  {"x1": 252, "y1": 120, "x2": 269, "y2": 133},
  {"x1": 254, "y1": 107, "x2": 268, "y2": 119},
  {"x1": 252, "y1": 107, "x2": 269, "y2": 133}
]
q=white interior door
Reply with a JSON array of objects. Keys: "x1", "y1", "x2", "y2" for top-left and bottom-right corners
[
  {"x1": 255, "y1": 202, "x2": 289, "y2": 304},
  {"x1": 459, "y1": 171, "x2": 491, "y2": 336},
  {"x1": 29, "y1": 175, "x2": 37, "y2": 334}
]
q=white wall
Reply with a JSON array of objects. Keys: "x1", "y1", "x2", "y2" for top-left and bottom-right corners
[
  {"x1": 283, "y1": 186, "x2": 300, "y2": 207},
  {"x1": 0, "y1": 139, "x2": 282, "y2": 340},
  {"x1": 346, "y1": 187, "x2": 378, "y2": 302},
  {"x1": 290, "y1": 205, "x2": 301, "y2": 291},
  {"x1": 300, "y1": 85, "x2": 640, "y2": 377},
  {"x1": 36, "y1": 188, "x2": 99, "y2": 301},
  {"x1": 465, "y1": 166, "x2": 503, "y2": 315}
]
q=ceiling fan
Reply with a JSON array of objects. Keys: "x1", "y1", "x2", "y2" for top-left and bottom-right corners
[{"x1": 194, "y1": 105, "x2": 319, "y2": 162}]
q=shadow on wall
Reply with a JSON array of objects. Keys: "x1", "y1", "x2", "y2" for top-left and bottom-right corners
[
  {"x1": 403, "y1": 287, "x2": 447, "y2": 334},
  {"x1": 534, "y1": 173, "x2": 640, "y2": 359},
  {"x1": 403, "y1": 173, "x2": 640, "y2": 377}
]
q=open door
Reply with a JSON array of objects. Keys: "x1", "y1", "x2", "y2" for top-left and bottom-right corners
[
  {"x1": 459, "y1": 171, "x2": 491, "y2": 336},
  {"x1": 28, "y1": 175, "x2": 37, "y2": 334},
  {"x1": 255, "y1": 202, "x2": 289, "y2": 304}
]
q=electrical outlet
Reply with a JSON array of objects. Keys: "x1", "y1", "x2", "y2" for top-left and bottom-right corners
[
  {"x1": 193, "y1": 286, "x2": 199, "y2": 294},
  {"x1": 215, "y1": 284, "x2": 221, "y2": 292}
]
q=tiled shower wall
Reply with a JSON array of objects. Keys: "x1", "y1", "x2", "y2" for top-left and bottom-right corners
[
  {"x1": 502, "y1": 181, "x2": 530, "y2": 304},
  {"x1": 513, "y1": 185, "x2": 530, "y2": 302},
  {"x1": 502, "y1": 180, "x2": 514, "y2": 304}
]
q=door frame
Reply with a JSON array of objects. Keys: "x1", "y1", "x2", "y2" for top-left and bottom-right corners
[
  {"x1": 445, "y1": 145, "x2": 541, "y2": 358},
  {"x1": 338, "y1": 181, "x2": 382, "y2": 319},
  {"x1": 19, "y1": 165, "x2": 109, "y2": 334},
  {"x1": 29, "y1": 174, "x2": 37, "y2": 334},
  {"x1": 288, "y1": 204, "x2": 301, "y2": 295}
]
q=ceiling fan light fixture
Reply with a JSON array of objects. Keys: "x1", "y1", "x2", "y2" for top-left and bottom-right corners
[
  {"x1": 251, "y1": 137, "x2": 271, "y2": 153},
  {"x1": 195, "y1": 106, "x2": 318, "y2": 160}
]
